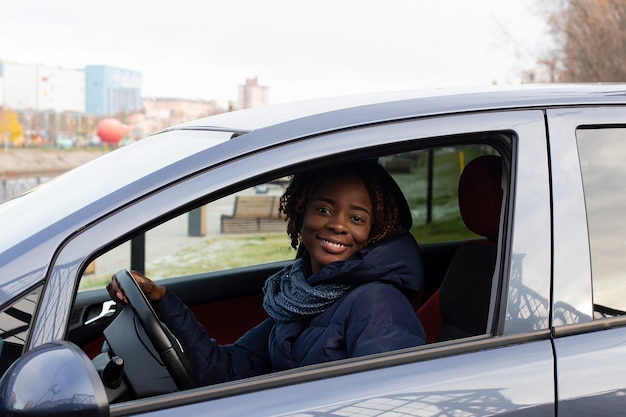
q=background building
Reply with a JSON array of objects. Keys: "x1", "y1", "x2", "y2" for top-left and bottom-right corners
[
  {"x1": 238, "y1": 77, "x2": 269, "y2": 109},
  {"x1": 85, "y1": 65, "x2": 143, "y2": 116},
  {"x1": 0, "y1": 61, "x2": 253, "y2": 146},
  {"x1": 0, "y1": 62, "x2": 85, "y2": 113},
  {"x1": 121, "y1": 97, "x2": 225, "y2": 140},
  {"x1": 142, "y1": 97, "x2": 223, "y2": 128},
  {"x1": 521, "y1": 60, "x2": 561, "y2": 84}
]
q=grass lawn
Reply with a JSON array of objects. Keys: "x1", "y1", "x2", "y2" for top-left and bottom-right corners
[
  {"x1": 146, "y1": 234, "x2": 294, "y2": 279},
  {"x1": 395, "y1": 146, "x2": 487, "y2": 243}
]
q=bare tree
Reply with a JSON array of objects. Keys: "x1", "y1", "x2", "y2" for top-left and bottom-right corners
[{"x1": 545, "y1": 0, "x2": 626, "y2": 82}]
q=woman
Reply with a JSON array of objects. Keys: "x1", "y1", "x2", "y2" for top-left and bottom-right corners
[{"x1": 108, "y1": 161, "x2": 425, "y2": 386}]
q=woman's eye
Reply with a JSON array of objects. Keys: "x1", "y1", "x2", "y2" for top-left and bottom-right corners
[
  {"x1": 351, "y1": 216, "x2": 365, "y2": 223},
  {"x1": 316, "y1": 207, "x2": 330, "y2": 214}
]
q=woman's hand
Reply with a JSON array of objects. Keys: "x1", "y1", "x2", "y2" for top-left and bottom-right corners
[{"x1": 106, "y1": 270, "x2": 166, "y2": 304}]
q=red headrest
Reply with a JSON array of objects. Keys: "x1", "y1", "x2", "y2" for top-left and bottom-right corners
[{"x1": 458, "y1": 155, "x2": 502, "y2": 240}]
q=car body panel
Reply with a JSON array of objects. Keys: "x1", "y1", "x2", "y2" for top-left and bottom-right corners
[
  {"x1": 554, "y1": 326, "x2": 626, "y2": 415},
  {"x1": 501, "y1": 109, "x2": 552, "y2": 335},
  {"x1": 114, "y1": 339, "x2": 554, "y2": 417},
  {"x1": 547, "y1": 108, "x2": 595, "y2": 323}
]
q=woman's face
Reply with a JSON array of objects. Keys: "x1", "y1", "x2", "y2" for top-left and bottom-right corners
[{"x1": 301, "y1": 175, "x2": 373, "y2": 273}]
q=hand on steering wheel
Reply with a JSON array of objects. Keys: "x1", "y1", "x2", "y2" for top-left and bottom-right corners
[
  {"x1": 107, "y1": 270, "x2": 165, "y2": 304},
  {"x1": 112, "y1": 269, "x2": 195, "y2": 390}
]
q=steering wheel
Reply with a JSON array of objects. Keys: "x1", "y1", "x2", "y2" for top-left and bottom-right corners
[{"x1": 114, "y1": 269, "x2": 195, "y2": 390}]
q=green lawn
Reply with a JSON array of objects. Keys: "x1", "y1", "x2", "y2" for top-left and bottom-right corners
[
  {"x1": 81, "y1": 234, "x2": 294, "y2": 289},
  {"x1": 146, "y1": 234, "x2": 293, "y2": 279},
  {"x1": 394, "y1": 146, "x2": 488, "y2": 243}
]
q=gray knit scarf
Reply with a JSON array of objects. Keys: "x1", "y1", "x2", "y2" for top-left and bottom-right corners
[{"x1": 263, "y1": 258, "x2": 352, "y2": 322}]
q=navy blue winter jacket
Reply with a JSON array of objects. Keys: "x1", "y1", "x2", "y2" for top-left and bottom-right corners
[{"x1": 155, "y1": 229, "x2": 426, "y2": 386}]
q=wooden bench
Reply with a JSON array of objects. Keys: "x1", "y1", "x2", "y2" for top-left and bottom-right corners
[{"x1": 221, "y1": 196, "x2": 286, "y2": 234}]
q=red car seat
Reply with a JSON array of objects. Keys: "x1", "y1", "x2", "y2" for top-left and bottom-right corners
[{"x1": 417, "y1": 155, "x2": 503, "y2": 343}]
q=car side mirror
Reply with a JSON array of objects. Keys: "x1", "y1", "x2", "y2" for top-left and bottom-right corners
[{"x1": 0, "y1": 340, "x2": 109, "y2": 417}]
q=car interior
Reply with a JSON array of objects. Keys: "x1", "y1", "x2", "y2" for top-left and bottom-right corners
[
  {"x1": 61, "y1": 135, "x2": 511, "y2": 402},
  {"x1": 417, "y1": 154, "x2": 502, "y2": 343}
]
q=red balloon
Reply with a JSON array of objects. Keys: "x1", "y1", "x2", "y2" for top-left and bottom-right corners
[{"x1": 97, "y1": 118, "x2": 129, "y2": 143}]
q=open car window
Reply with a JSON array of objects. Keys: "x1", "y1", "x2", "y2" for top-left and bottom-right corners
[
  {"x1": 80, "y1": 143, "x2": 497, "y2": 291},
  {"x1": 71, "y1": 132, "x2": 511, "y2": 408}
]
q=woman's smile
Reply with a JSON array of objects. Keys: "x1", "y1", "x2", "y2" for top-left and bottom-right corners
[
  {"x1": 301, "y1": 174, "x2": 372, "y2": 273},
  {"x1": 318, "y1": 237, "x2": 350, "y2": 254}
]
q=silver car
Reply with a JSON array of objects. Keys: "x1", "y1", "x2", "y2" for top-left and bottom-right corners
[{"x1": 1, "y1": 84, "x2": 626, "y2": 416}]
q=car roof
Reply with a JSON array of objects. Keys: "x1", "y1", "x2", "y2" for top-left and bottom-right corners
[{"x1": 173, "y1": 83, "x2": 626, "y2": 133}]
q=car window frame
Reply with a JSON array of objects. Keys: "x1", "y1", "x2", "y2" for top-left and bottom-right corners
[
  {"x1": 30, "y1": 110, "x2": 550, "y2": 412},
  {"x1": 547, "y1": 106, "x2": 626, "y2": 334}
]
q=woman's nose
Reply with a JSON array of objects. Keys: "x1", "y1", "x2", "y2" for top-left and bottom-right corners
[{"x1": 326, "y1": 215, "x2": 347, "y2": 233}]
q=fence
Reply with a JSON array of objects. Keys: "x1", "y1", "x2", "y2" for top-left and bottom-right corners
[{"x1": 0, "y1": 177, "x2": 51, "y2": 202}]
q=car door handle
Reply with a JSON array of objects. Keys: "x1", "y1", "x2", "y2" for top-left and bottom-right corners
[{"x1": 85, "y1": 300, "x2": 117, "y2": 325}]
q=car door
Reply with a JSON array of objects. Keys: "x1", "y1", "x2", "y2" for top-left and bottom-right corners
[
  {"x1": 548, "y1": 106, "x2": 626, "y2": 415},
  {"x1": 31, "y1": 109, "x2": 555, "y2": 416}
]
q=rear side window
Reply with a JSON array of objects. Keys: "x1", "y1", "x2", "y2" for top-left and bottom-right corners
[{"x1": 577, "y1": 127, "x2": 626, "y2": 317}]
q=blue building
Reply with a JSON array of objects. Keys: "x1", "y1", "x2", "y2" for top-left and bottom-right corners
[{"x1": 85, "y1": 65, "x2": 143, "y2": 116}]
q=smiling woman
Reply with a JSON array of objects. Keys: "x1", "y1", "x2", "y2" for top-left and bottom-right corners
[{"x1": 104, "y1": 160, "x2": 426, "y2": 387}]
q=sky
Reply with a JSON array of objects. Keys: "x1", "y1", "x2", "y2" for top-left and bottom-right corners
[{"x1": 2, "y1": 0, "x2": 549, "y2": 107}]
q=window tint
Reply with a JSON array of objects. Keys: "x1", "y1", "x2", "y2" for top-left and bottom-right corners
[{"x1": 577, "y1": 127, "x2": 626, "y2": 317}]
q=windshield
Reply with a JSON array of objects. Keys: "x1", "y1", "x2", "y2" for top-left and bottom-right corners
[{"x1": 0, "y1": 130, "x2": 232, "y2": 254}]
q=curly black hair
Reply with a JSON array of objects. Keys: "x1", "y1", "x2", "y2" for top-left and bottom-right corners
[{"x1": 279, "y1": 161, "x2": 412, "y2": 250}]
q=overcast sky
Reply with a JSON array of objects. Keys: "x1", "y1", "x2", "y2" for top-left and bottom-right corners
[{"x1": 2, "y1": 0, "x2": 549, "y2": 107}]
